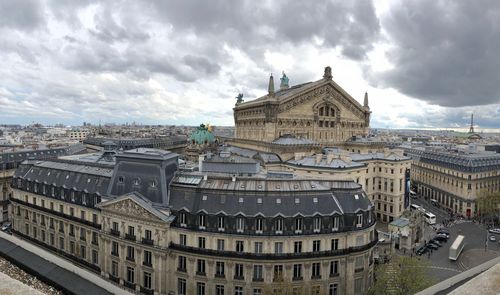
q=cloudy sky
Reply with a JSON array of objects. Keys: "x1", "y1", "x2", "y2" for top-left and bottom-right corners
[{"x1": 1, "y1": 0, "x2": 500, "y2": 131}]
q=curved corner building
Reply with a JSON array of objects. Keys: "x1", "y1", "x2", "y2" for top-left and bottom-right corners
[{"x1": 9, "y1": 148, "x2": 377, "y2": 295}]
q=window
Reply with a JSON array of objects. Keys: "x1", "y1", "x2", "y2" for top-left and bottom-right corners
[
  {"x1": 332, "y1": 216, "x2": 339, "y2": 231},
  {"x1": 216, "y1": 285, "x2": 225, "y2": 295},
  {"x1": 235, "y1": 241, "x2": 244, "y2": 252},
  {"x1": 313, "y1": 240, "x2": 321, "y2": 252},
  {"x1": 234, "y1": 286, "x2": 243, "y2": 295},
  {"x1": 80, "y1": 245, "x2": 86, "y2": 259},
  {"x1": 92, "y1": 231, "x2": 98, "y2": 245},
  {"x1": 112, "y1": 221, "x2": 119, "y2": 232},
  {"x1": 253, "y1": 289, "x2": 262, "y2": 295},
  {"x1": 179, "y1": 212, "x2": 187, "y2": 227},
  {"x1": 92, "y1": 250, "x2": 98, "y2": 264},
  {"x1": 217, "y1": 216, "x2": 225, "y2": 231},
  {"x1": 80, "y1": 210, "x2": 85, "y2": 220},
  {"x1": 198, "y1": 237, "x2": 206, "y2": 249},
  {"x1": 198, "y1": 214, "x2": 206, "y2": 229},
  {"x1": 143, "y1": 272, "x2": 152, "y2": 289},
  {"x1": 273, "y1": 265, "x2": 283, "y2": 282},
  {"x1": 128, "y1": 226, "x2": 135, "y2": 237},
  {"x1": 143, "y1": 250, "x2": 152, "y2": 267},
  {"x1": 295, "y1": 217, "x2": 303, "y2": 233},
  {"x1": 356, "y1": 214, "x2": 363, "y2": 227},
  {"x1": 234, "y1": 263, "x2": 244, "y2": 279},
  {"x1": 196, "y1": 282, "x2": 205, "y2": 295},
  {"x1": 254, "y1": 242, "x2": 263, "y2": 254},
  {"x1": 255, "y1": 218, "x2": 263, "y2": 233},
  {"x1": 253, "y1": 265, "x2": 263, "y2": 281},
  {"x1": 329, "y1": 283, "x2": 338, "y2": 295},
  {"x1": 330, "y1": 261, "x2": 339, "y2": 276},
  {"x1": 312, "y1": 262, "x2": 321, "y2": 278},
  {"x1": 178, "y1": 256, "x2": 186, "y2": 271},
  {"x1": 112, "y1": 241, "x2": 119, "y2": 256},
  {"x1": 127, "y1": 246, "x2": 135, "y2": 261},
  {"x1": 294, "y1": 241, "x2": 302, "y2": 253},
  {"x1": 197, "y1": 259, "x2": 206, "y2": 275},
  {"x1": 274, "y1": 242, "x2": 283, "y2": 254},
  {"x1": 179, "y1": 234, "x2": 186, "y2": 246},
  {"x1": 236, "y1": 217, "x2": 245, "y2": 233},
  {"x1": 92, "y1": 214, "x2": 98, "y2": 224},
  {"x1": 354, "y1": 278, "x2": 363, "y2": 295},
  {"x1": 80, "y1": 228, "x2": 86, "y2": 241},
  {"x1": 178, "y1": 278, "x2": 187, "y2": 295},
  {"x1": 355, "y1": 256, "x2": 364, "y2": 272},
  {"x1": 111, "y1": 261, "x2": 118, "y2": 277},
  {"x1": 275, "y1": 218, "x2": 283, "y2": 234},
  {"x1": 127, "y1": 266, "x2": 135, "y2": 283},
  {"x1": 59, "y1": 221, "x2": 64, "y2": 233},
  {"x1": 217, "y1": 239, "x2": 225, "y2": 251},
  {"x1": 293, "y1": 264, "x2": 302, "y2": 280},
  {"x1": 216, "y1": 261, "x2": 225, "y2": 277},
  {"x1": 59, "y1": 237, "x2": 64, "y2": 250},
  {"x1": 313, "y1": 217, "x2": 321, "y2": 233}
]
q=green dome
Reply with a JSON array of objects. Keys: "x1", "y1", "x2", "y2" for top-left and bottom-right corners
[{"x1": 190, "y1": 124, "x2": 215, "y2": 145}]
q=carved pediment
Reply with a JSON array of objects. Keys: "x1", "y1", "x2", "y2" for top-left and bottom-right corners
[{"x1": 101, "y1": 197, "x2": 166, "y2": 223}]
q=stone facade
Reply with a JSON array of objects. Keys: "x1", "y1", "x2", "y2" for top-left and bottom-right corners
[{"x1": 233, "y1": 67, "x2": 371, "y2": 145}]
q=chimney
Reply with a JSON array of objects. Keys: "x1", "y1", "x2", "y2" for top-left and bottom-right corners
[
  {"x1": 198, "y1": 154, "x2": 205, "y2": 172},
  {"x1": 326, "y1": 152, "x2": 335, "y2": 164},
  {"x1": 268, "y1": 74, "x2": 275, "y2": 97},
  {"x1": 294, "y1": 152, "x2": 305, "y2": 161},
  {"x1": 315, "y1": 153, "x2": 323, "y2": 164}
]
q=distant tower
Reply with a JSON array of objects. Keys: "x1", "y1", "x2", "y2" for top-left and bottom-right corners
[
  {"x1": 363, "y1": 92, "x2": 369, "y2": 108},
  {"x1": 268, "y1": 74, "x2": 275, "y2": 97},
  {"x1": 468, "y1": 113, "x2": 475, "y2": 133}
]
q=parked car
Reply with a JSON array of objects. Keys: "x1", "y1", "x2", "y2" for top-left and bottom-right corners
[
  {"x1": 426, "y1": 243, "x2": 439, "y2": 250},
  {"x1": 437, "y1": 228, "x2": 450, "y2": 234},
  {"x1": 490, "y1": 235, "x2": 496, "y2": 242},
  {"x1": 433, "y1": 235, "x2": 448, "y2": 242},
  {"x1": 429, "y1": 239, "x2": 442, "y2": 247},
  {"x1": 436, "y1": 232, "x2": 449, "y2": 239},
  {"x1": 488, "y1": 228, "x2": 500, "y2": 234},
  {"x1": 416, "y1": 246, "x2": 428, "y2": 256},
  {"x1": 1, "y1": 222, "x2": 11, "y2": 231}
]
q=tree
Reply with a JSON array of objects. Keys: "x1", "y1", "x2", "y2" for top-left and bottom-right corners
[
  {"x1": 369, "y1": 256, "x2": 435, "y2": 295},
  {"x1": 476, "y1": 191, "x2": 500, "y2": 226}
]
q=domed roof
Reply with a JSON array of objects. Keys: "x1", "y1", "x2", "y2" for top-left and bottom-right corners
[{"x1": 190, "y1": 124, "x2": 215, "y2": 145}]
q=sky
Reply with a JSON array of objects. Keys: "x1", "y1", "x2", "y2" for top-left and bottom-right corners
[{"x1": 1, "y1": 0, "x2": 500, "y2": 131}]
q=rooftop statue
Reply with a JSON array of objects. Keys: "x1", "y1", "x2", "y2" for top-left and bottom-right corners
[
  {"x1": 280, "y1": 71, "x2": 289, "y2": 89},
  {"x1": 235, "y1": 93, "x2": 244, "y2": 104}
]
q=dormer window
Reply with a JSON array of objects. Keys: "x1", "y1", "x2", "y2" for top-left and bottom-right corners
[
  {"x1": 275, "y1": 218, "x2": 283, "y2": 234},
  {"x1": 313, "y1": 217, "x2": 321, "y2": 233},
  {"x1": 118, "y1": 176, "x2": 124, "y2": 183},
  {"x1": 71, "y1": 191, "x2": 75, "y2": 202},
  {"x1": 151, "y1": 180, "x2": 157, "y2": 188},
  {"x1": 217, "y1": 216, "x2": 225, "y2": 232},
  {"x1": 295, "y1": 217, "x2": 303, "y2": 234},
  {"x1": 332, "y1": 216, "x2": 339, "y2": 231},
  {"x1": 179, "y1": 212, "x2": 187, "y2": 227},
  {"x1": 133, "y1": 178, "x2": 141, "y2": 186},
  {"x1": 198, "y1": 214, "x2": 206, "y2": 230},
  {"x1": 255, "y1": 218, "x2": 263, "y2": 234},
  {"x1": 61, "y1": 189, "x2": 65, "y2": 200},
  {"x1": 236, "y1": 217, "x2": 245, "y2": 233},
  {"x1": 356, "y1": 214, "x2": 363, "y2": 228}
]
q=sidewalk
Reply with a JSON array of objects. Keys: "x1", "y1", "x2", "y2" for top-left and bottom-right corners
[{"x1": 0, "y1": 231, "x2": 128, "y2": 295}]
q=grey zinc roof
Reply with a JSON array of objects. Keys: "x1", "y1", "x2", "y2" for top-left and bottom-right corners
[
  {"x1": 169, "y1": 174, "x2": 369, "y2": 217},
  {"x1": 272, "y1": 135, "x2": 317, "y2": 145},
  {"x1": 169, "y1": 188, "x2": 343, "y2": 217}
]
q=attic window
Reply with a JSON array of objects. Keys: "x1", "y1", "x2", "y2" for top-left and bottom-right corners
[
  {"x1": 276, "y1": 198, "x2": 281, "y2": 204},
  {"x1": 257, "y1": 198, "x2": 262, "y2": 204},
  {"x1": 238, "y1": 197, "x2": 244, "y2": 203},
  {"x1": 151, "y1": 180, "x2": 157, "y2": 188},
  {"x1": 118, "y1": 176, "x2": 124, "y2": 183},
  {"x1": 66, "y1": 175, "x2": 70, "y2": 179},
  {"x1": 133, "y1": 178, "x2": 141, "y2": 186},
  {"x1": 202, "y1": 195, "x2": 208, "y2": 201},
  {"x1": 257, "y1": 185, "x2": 262, "y2": 190},
  {"x1": 240, "y1": 184, "x2": 246, "y2": 188},
  {"x1": 354, "y1": 194, "x2": 359, "y2": 200},
  {"x1": 276, "y1": 185, "x2": 280, "y2": 189},
  {"x1": 311, "y1": 184, "x2": 316, "y2": 188},
  {"x1": 293, "y1": 184, "x2": 299, "y2": 189},
  {"x1": 87, "y1": 178, "x2": 91, "y2": 183},
  {"x1": 295, "y1": 198, "x2": 300, "y2": 204},
  {"x1": 313, "y1": 197, "x2": 318, "y2": 203}
]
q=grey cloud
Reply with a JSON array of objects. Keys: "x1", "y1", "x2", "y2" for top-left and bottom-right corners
[
  {"x1": 370, "y1": 0, "x2": 500, "y2": 107},
  {"x1": 0, "y1": 0, "x2": 45, "y2": 31},
  {"x1": 183, "y1": 55, "x2": 220, "y2": 76}
]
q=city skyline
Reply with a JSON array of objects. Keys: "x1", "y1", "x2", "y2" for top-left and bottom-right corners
[{"x1": 1, "y1": 1, "x2": 500, "y2": 129}]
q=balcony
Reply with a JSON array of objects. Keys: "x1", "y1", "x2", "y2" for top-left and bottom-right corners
[
  {"x1": 80, "y1": 236, "x2": 86, "y2": 242},
  {"x1": 140, "y1": 286, "x2": 154, "y2": 295},
  {"x1": 110, "y1": 229, "x2": 120, "y2": 237},
  {"x1": 143, "y1": 261, "x2": 152, "y2": 267},
  {"x1": 125, "y1": 234, "x2": 136, "y2": 241},
  {"x1": 253, "y1": 277, "x2": 264, "y2": 282},
  {"x1": 214, "y1": 273, "x2": 225, "y2": 278},
  {"x1": 92, "y1": 239, "x2": 98, "y2": 246},
  {"x1": 354, "y1": 267, "x2": 364, "y2": 273},
  {"x1": 330, "y1": 272, "x2": 340, "y2": 278},
  {"x1": 126, "y1": 256, "x2": 135, "y2": 262},
  {"x1": 124, "y1": 281, "x2": 136, "y2": 290},
  {"x1": 108, "y1": 275, "x2": 120, "y2": 284},
  {"x1": 292, "y1": 276, "x2": 303, "y2": 281},
  {"x1": 142, "y1": 238, "x2": 154, "y2": 246},
  {"x1": 233, "y1": 275, "x2": 244, "y2": 280},
  {"x1": 311, "y1": 275, "x2": 321, "y2": 280},
  {"x1": 111, "y1": 251, "x2": 119, "y2": 257}
]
